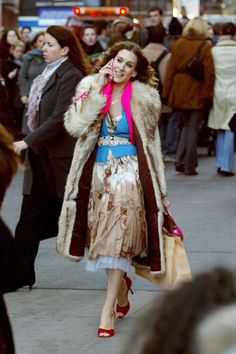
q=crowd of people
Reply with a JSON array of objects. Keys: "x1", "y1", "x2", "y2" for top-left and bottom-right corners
[
  {"x1": 0, "y1": 5, "x2": 236, "y2": 351},
  {"x1": 1, "y1": 8, "x2": 236, "y2": 176}
]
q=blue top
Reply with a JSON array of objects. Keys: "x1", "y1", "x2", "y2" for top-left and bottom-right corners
[{"x1": 96, "y1": 109, "x2": 137, "y2": 163}]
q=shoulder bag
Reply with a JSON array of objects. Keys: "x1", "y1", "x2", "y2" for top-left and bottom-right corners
[{"x1": 185, "y1": 40, "x2": 206, "y2": 82}]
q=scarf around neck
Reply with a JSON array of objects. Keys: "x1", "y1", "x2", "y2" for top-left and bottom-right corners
[
  {"x1": 101, "y1": 81, "x2": 134, "y2": 143},
  {"x1": 27, "y1": 56, "x2": 68, "y2": 132}
]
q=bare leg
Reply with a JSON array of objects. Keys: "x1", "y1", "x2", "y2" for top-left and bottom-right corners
[
  {"x1": 117, "y1": 278, "x2": 129, "y2": 306},
  {"x1": 99, "y1": 268, "x2": 124, "y2": 337}
]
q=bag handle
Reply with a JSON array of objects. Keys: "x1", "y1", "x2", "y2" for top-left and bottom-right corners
[{"x1": 163, "y1": 209, "x2": 184, "y2": 241}]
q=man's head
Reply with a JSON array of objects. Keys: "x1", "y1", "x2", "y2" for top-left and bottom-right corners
[{"x1": 149, "y1": 7, "x2": 163, "y2": 27}]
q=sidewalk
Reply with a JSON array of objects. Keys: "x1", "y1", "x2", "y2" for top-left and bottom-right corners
[{"x1": 2, "y1": 151, "x2": 236, "y2": 354}]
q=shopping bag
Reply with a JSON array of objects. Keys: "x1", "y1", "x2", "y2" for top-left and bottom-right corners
[
  {"x1": 134, "y1": 211, "x2": 192, "y2": 290},
  {"x1": 157, "y1": 230, "x2": 192, "y2": 289}
]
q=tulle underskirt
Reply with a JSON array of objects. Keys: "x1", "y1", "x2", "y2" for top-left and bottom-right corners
[{"x1": 85, "y1": 255, "x2": 132, "y2": 273}]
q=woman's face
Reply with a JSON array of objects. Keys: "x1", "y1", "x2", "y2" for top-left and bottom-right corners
[
  {"x1": 42, "y1": 33, "x2": 68, "y2": 64},
  {"x1": 7, "y1": 30, "x2": 18, "y2": 45},
  {"x1": 82, "y1": 28, "x2": 97, "y2": 46},
  {"x1": 112, "y1": 49, "x2": 137, "y2": 84},
  {"x1": 12, "y1": 46, "x2": 24, "y2": 59},
  {"x1": 35, "y1": 34, "x2": 45, "y2": 49}
]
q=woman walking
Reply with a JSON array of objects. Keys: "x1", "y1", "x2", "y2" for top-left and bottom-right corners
[
  {"x1": 18, "y1": 31, "x2": 46, "y2": 135},
  {"x1": 13, "y1": 26, "x2": 90, "y2": 288},
  {"x1": 57, "y1": 41, "x2": 169, "y2": 337},
  {"x1": 163, "y1": 17, "x2": 215, "y2": 175},
  {"x1": 208, "y1": 22, "x2": 236, "y2": 177}
]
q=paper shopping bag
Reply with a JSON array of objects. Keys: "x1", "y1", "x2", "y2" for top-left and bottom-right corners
[
  {"x1": 157, "y1": 231, "x2": 192, "y2": 289},
  {"x1": 134, "y1": 230, "x2": 192, "y2": 290}
]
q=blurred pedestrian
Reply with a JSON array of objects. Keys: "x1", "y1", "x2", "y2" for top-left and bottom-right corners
[
  {"x1": 124, "y1": 267, "x2": 236, "y2": 354},
  {"x1": 141, "y1": 7, "x2": 165, "y2": 47},
  {"x1": 0, "y1": 296, "x2": 15, "y2": 354},
  {"x1": 57, "y1": 40, "x2": 169, "y2": 338},
  {"x1": 107, "y1": 16, "x2": 140, "y2": 47},
  {"x1": 196, "y1": 302, "x2": 236, "y2": 354},
  {"x1": 0, "y1": 123, "x2": 31, "y2": 293},
  {"x1": 163, "y1": 17, "x2": 215, "y2": 175},
  {"x1": 0, "y1": 46, "x2": 21, "y2": 138},
  {"x1": 161, "y1": 17, "x2": 183, "y2": 162},
  {"x1": 8, "y1": 41, "x2": 25, "y2": 138},
  {"x1": 208, "y1": 22, "x2": 236, "y2": 177},
  {"x1": 10, "y1": 41, "x2": 25, "y2": 67},
  {"x1": 0, "y1": 123, "x2": 23, "y2": 354},
  {"x1": 95, "y1": 19, "x2": 109, "y2": 50},
  {"x1": 18, "y1": 31, "x2": 46, "y2": 135},
  {"x1": 0, "y1": 29, "x2": 21, "y2": 53},
  {"x1": 165, "y1": 17, "x2": 183, "y2": 51},
  {"x1": 142, "y1": 25, "x2": 172, "y2": 152},
  {"x1": 20, "y1": 26, "x2": 32, "y2": 52},
  {"x1": 80, "y1": 25, "x2": 104, "y2": 65},
  {"x1": 13, "y1": 26, "x2": 91, "y2": 288}
]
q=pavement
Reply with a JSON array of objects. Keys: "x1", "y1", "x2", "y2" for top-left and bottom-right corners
[{"x1": 2, "y1": 149, "x2": 236, "y2": 354}]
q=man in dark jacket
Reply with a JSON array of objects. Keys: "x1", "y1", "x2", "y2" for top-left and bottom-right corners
[{"x1": 141, "y1": 7, "x2": 165, "y2": 47}]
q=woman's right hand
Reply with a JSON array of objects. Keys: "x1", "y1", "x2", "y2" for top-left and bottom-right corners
[
  {"x1": 21, "y1": 96, "x2": 28, "y2": 105},
  {"x1": 97, "y1": 59, "x2": 113, "y2": 92}
]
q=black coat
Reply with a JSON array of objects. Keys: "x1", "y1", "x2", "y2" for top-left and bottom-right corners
[
  {"x1": 0, "y1": 217, "x2": 30, "y2": 293},
  {"x1": 0, "y1": 294, "x2": 15, "y2": 354},
  {"x1": 23, "y1": 59, "x2": 84, "y2": 198}
]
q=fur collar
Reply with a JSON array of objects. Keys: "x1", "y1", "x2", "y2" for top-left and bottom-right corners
[{"x1": 67, "y1": 74, "x2": 161, "y2": 137}]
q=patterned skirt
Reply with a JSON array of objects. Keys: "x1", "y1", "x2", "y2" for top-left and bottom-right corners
[{"x1": 86, "y1": 153, "x2": 147, "y2": 273}]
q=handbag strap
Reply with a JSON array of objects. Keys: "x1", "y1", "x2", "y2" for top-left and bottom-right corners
[
  {"x1": 190, "y1": 40, "x2": 206, "y2": 60},
  {"x1": 152, "y1": 49, "x2": 169, "y2": 68},
  {"x1": 178, "y1": 40, "x2": 206, "y2": 74}
]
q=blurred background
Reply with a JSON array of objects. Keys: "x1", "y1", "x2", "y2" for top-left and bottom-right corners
[{"x1": 1, "y1": 0, "x2": 236, "y2": 32}]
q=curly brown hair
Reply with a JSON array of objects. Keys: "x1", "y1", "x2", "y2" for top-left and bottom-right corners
[
  {"x1": 92, "y1": 41, "x2": 156, "y2": 87},
  {"x1": 125, "y1": 267, "x2": 236, "y2": 354},
  {"x1": 0, "y1": 124, "x2": 20, "y2": 206}
]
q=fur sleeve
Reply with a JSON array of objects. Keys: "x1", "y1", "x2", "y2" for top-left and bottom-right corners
[
  {"x1": 132, "y1": 82, "x2": 161, "y2": 138},
  {"x1": 64, "y1": 75, "x2": 107, "y2": 138}
]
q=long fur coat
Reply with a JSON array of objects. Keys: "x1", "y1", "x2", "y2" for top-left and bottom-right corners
[{"x1": 57, "y1": 74, "x2": 168, "y2": 276}]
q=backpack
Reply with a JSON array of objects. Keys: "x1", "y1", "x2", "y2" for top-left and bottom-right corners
[{"x1": 151, "y1": 49, "x2": 169, "y2": 97}]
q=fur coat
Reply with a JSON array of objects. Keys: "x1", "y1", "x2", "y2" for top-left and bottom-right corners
[{"x1": 57, "y1": 74, "x2": 168, "y2": 276}]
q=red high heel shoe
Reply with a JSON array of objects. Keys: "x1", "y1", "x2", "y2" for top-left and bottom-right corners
[
  {"x1": 98, "y1": 310, "x2": 115, "y2": 338},
  {"x1": 98, "y1": 328, "x2": 114, "y2": 338},
  {"x1": 116, "y1": 275, "x2": 133, "y2": 318}
]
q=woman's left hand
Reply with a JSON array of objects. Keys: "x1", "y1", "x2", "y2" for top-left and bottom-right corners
[{"x1": 13, "y1": 140, "x2": 28, "y2": 154}]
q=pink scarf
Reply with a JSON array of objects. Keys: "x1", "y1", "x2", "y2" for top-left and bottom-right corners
[{"x1": 101, "y1": 81, "x2": 134, "y2": 143}]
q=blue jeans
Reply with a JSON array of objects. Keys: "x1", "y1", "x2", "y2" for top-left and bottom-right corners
[{"x1": 216, "y1": 130, "x2": 234, "y2": 172}]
